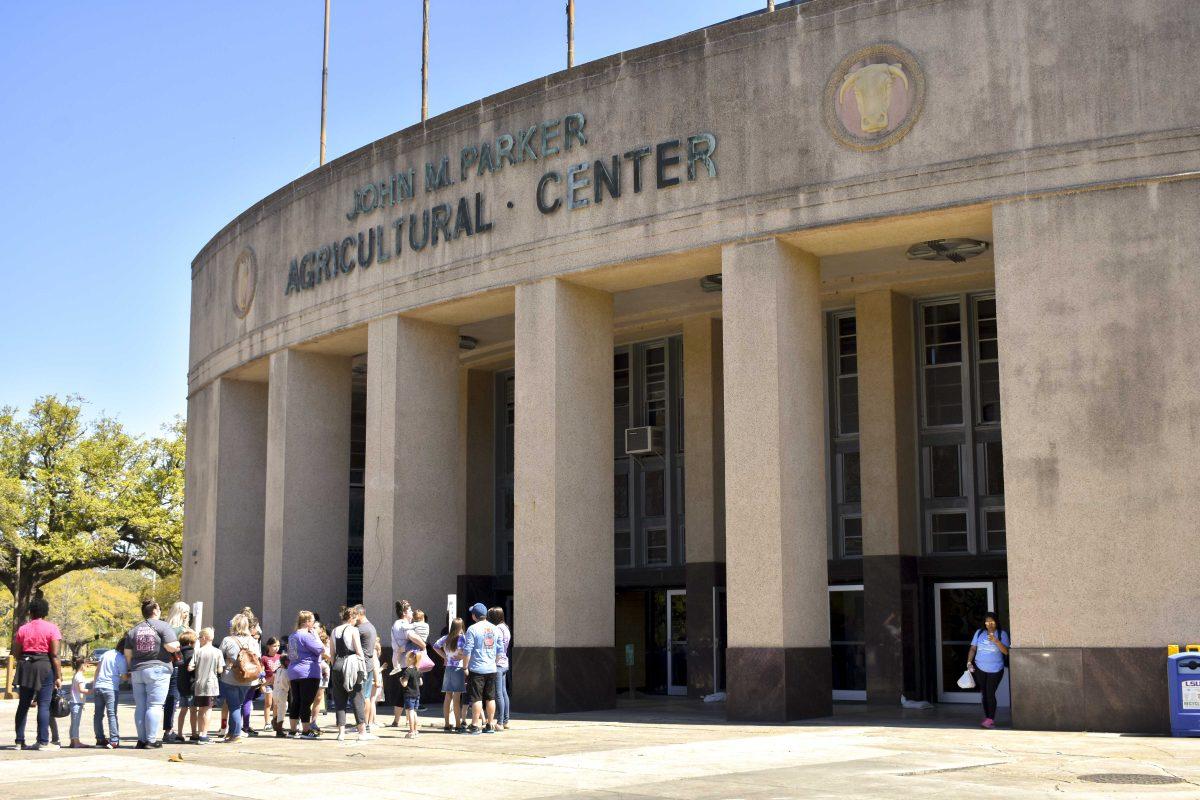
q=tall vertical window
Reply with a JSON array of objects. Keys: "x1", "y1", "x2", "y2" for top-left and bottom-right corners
[
  {"x1": 494, "y1": 372, "x2": 516, "y2": 573},
  {"x1": 828, "y1": 311, "x2": 861, "y2": 559},
  {"x1": 917, "y1": 294, "x2": 1005, "y2": 555}
]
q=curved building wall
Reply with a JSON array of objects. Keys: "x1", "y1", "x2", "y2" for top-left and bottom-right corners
[{"x1": 186, "y1": 0, "x2": 1200, "y2": 732}]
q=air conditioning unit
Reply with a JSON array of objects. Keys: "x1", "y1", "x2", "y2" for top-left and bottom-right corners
[{"x1": 625, "y1": 426, "x2": 664, "y2": 456}]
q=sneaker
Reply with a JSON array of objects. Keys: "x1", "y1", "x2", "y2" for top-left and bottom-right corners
[
  {"x1": 364, "y1": 723, "x2": 372, "y2": 733},
  {"x1": 275, "y1": 730, "x2": 288, "y2": 739},
  {"x1": 196, "y1": 736, "x2": 211, "y2": 745},
  {"x1": 149, "y1": 741, "x2": 163, "y2": 749},
  {"x1": 301, "y1": 730, "x2": 319, "y2": 740},
  {"x1": 468, "y1": 726, "x2": 481, "y2": 736},
  {"x1": 135, "y1": 741, "x2": 149, "y2": 750},
  {"x1": 357, "y1": 732, "x2": 378, "y2": 742},
  {"x1": 188, "y1": 734, "x2": 200, "y2": 743},
  {"x1": 19, "y1": 743, "x2": 38, "y2": 751},
  {"x1": 44, "y1": 743, "x2": 61, "y2": 750},
  {"x1": 104, "y1": 742, "x2": 118, "y2": 749},
  {"x1": 70, "y1": 741, "x2": 90, "y2": 749},
  {"x1": 981, "y1": 718, "x2": 995, "y2": 729},
  {"x1": 388, "y1": 665, "x2": 403, "y2": 676},
  {"x1": 443, "y1": 724, "x2": 454, "y2": 732},
  {"x1": 223, "y1": 736, "x2": 242, "y2": 744},
  {"x1": 336, "y1": 729, "x2": 345, "y2": 742},
  {"x1": 246, "y1": 728, "x2": 259, "y2": 737},
  {"x1": 216, "y1": 728, "x2": 227, "y2": 738},
  {"x1": 482, "y1": 725, "x2": 495, "y2": 734}
]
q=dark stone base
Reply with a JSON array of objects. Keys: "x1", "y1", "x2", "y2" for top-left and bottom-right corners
[
  {"x1": 726, "y1": 647, "x2": 832, "y2": 721},
  {"x1": 684, "y1": 561, "x2": 725, "y2": 698},
  {"x1": 863, "y1": 554, "x2": 920, "y2": 703},
  {"x1": 511, "y1": 646, "x2": 616, "y2": 713},
  {"x1": 1011, "y1": 647, "x2": 1168, "y2": 734}
]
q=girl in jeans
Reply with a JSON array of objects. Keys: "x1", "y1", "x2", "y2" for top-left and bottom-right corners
[
  {"x1": 487, "y1": 607, "x2": 511, "y2": 731},
  {"x1": 68, "y1": 656, "x2": 90, "y2": 748},
  {"x1": 967, "y1": 611, "x2": 1010, "y2": 729}
]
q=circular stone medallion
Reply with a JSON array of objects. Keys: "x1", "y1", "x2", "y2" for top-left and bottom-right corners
[
  {"x1": 824, "y1": 43, "x2": 925, "y2": 151},
  {"x1": 232, "y1": 246, "x2": 257, "y2": 319}
]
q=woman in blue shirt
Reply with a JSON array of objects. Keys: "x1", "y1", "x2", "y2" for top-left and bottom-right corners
[{"x1": 967, "y1": 611, "x2": 1010, "y2": 728}]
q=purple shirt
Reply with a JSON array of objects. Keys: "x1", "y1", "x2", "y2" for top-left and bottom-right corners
[{"x1": 286, "y1": 628, "x2": 325, "y2": 680}]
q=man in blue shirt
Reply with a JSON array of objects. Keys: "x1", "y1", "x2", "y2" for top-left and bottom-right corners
[
  {"x1": 92, "y1": 643, "x2": 128, "y2": 748},
  {"x1": 461, "y1": 602, "x2": 503, "y2": 734}
]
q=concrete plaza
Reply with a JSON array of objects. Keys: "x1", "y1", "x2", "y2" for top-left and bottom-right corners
[{"x1": 1, "y1": 698, "x2": 1198, "y2": 799}]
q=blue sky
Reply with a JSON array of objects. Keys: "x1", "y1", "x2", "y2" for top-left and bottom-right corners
[{"x1": 0, "y1": 1, "x2": 769, "y2": 437}]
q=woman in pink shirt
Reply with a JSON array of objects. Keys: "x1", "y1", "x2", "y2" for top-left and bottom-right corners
[{"x1": 12, "y1": 596, "x2": 63, "y2": 750}]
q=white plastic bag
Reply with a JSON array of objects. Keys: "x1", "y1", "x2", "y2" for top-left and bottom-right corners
[{"x1": 956, "y1": 670, "x2": 976, "y2": 689}]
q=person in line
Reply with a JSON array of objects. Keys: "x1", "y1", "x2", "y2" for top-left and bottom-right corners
[
  {"x1": 162, "y1": 601, "x2": 190, "y2": 743},
  {"x1": 330, "y1": 606, "x2": 374, "y2": 742},
  {"x1": 353, "y1": 605, "x2": 381, "y2": 732},
  {"x1": 433, "y1": 618, "x2": 467, "y2": 732},
  {"x1": 68, "y1": 655, "x2": 90, "y2": 748},
  {"x1": 272, "y1": 654, "x2": 291, "y2": 736},
  {"x1": 124, "y1": 599, "x2": 180, "y2": 749},
  {"x1": 175, "y1": 628, "x2": 198, "y2": 742},
  {"x1": 311, "y1": 623, "x2": 332, "y2": 731},
  {"x1": 260, "y1": 637, "x2": 282, "y2": 733},
  {"x1": 92, "y1": 641, "x2": 126, "y2": 748},
  {"x1": 487, "y1": 606, "x2": 512, "y2": 732},
  {"x1": 462, "y1": 602, "x2": 501, "y2": 735},
  {"x1": 240, "y1": 608, "x2": 264, "y2": 736},
  {"x1": 189, "y1": 627, "x2": 224, "y2": 745},
  {"x1": 967, "y1": 611, "x2": 1010, "y2": 729},
  {"x1": 398, "y1": 650, "x2": 422, "y2": 739},
  {"x1": 287, "y1": 611, "x2": 325, "y2": 738},
  {"x1": 216, "y1": 606, "x2": 262, "y2": 737},
  {"x1": 12, "y1": 596, "x2": 63, "y2": 751},
  {"x1": 410, "y1": 609, "x2": 430, "y2": 713},
  {"x1": 217, "y1": 613, "x2": 262, "y2": 743},
  {"x1": 388, "y1": 600, "x2": 414, "y2": 677}
]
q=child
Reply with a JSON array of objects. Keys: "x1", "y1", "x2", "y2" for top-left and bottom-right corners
[
  {"x1": 92, "y1": 643, "x2": 126, "y2": 748},
  {"x1": 272, "y1": 653, "x2": 291, "y2": 736},
  {"x1": 261, "y1": 637, "x2": 281, "y2": 732},
  {"x1": 175, "y1": 629, "x2": 198, "y2": 742},
  {"x1": 399, "y1": 650, "x2": 422, "y2": 738},
  {"x1": 310, "y1": 624, "x2": 331, "y2": 734},
  {"x1": 433, "y1": 618, "x2": 466, "y2": 732},
  {"x1": 69, "y1": 656, "x2": 90, "y2": 748},
  {"x1": 188, "y1": 627, "x2": 225, "y2": 744}
]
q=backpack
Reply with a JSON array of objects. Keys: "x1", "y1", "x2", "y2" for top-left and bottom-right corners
[
  {"x1": 131, "y1": 622, "x2": 161, "y2": 659},
  {"x1": 232, "y1": 637, "x2": 263, "y2": 682}
]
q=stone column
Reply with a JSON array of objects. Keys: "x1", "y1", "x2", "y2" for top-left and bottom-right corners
[
  {"x1": 722, "y1": 238, "x2": 831, "y2": 721},
  {"x1": 996, "y1": 182, "x2": 1200, "y2": 734},
  {"x1": 459, "y1": 368, "x2": 497, "y2": 606},
  {"x1": 182, "y1": 378, "x2": 268, "y2": 630},
  {"x1": 511, "y1": 277, "x2": 615, "y2": 713},
  {"x1": 682, "y1": 315, "x2": 725, "y2": 698},
  {"x1": 363, "y1": 316, "x2": 462, "y2": 629},
  {"x1": 855, "y1": 289, "x2": 920, "y2": 704},
  {"x1": 261, "y1": 349, "x2": 352, "y2": 636}
]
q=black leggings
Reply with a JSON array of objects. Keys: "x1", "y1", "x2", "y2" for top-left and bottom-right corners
[
  {"x1": 979, "y1": 668, "x2": 1004, "y2": 719},
  {"x1": 329, "y1": 668, "x2": 365, "y2": 728},
  {"x1": 288, "y1": 678, "x2": 320, "y2": 723}
]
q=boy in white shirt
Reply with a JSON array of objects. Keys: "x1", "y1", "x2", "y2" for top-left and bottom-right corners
[{"x1": 187, "y1": 627, "x2": 225, "y2": 744}]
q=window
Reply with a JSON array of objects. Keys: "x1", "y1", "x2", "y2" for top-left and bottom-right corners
[
  {"x1": 827, "y1": 311, "x2": 861, "y2": 559},
  {"x1": 494, "y1": 371, "x2": 516, "y2": 573},
  {"x1": 916, "y1": 294, "x2": 1006, "y2": 554},
  {"x1": 646, "y1": 528, "x2": 668, "y2": 565},
  {"x1": 836, "y1": 315, "x2": 859, "y2": 436}
]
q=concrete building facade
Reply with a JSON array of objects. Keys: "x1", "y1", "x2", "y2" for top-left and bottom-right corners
[{"x1": 184, "y1": 0, "x2": 1200, "y2": 732}]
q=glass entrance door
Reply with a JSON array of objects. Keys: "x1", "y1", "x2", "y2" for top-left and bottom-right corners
[
  {"x1": 667, "y1": 589, "x2": 687, "y2": 696},
  {"x1": 934, "y1": 581, "x2": 994, "y2": 703},
  {"x1": 829, "y1": 585, "x2": 867, "y2": 700}
]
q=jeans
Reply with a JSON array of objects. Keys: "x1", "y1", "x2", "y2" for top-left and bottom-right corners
[
  {"x1": 162, "y1": 662, "x2": 180, "y2": 733},
  {"x1": 131, "y1": 663, "x2": 173, "y2": 743},
  {"x1": 219, "y1": 683, "x2": 252, "y2": 737},
  {"x1": 69, "y1": 701, "x2": 85, "y2": 741},
  {"x1": 979, "y1": 668, "x2": 1005, "y2": 720},
  {"x1": 496, "y1": 666, "x2": 510, "y2": 725},
  {"x1": 93, "y1": 686, "x2": 120, "y2": 744},
  {"x1": 14, "y1": 681, "x2": 55, "y2": 745}
]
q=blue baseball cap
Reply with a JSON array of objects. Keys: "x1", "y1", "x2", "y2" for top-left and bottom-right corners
[{"x1": 469, "y1": 602, "x2": 488, "y2": 618}]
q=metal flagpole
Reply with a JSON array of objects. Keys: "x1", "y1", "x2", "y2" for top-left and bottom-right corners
[
  {"x1": 567, "y1": 0, "x2": 575, "y2": 69},
  {"x1": 421, "y1": 0, "x2": 430, "y2": 121},
  {"x1": 320, "y1": 0, "x2": 331, "y2": 165}
]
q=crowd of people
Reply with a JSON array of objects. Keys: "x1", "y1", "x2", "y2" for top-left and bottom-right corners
[{"x1": 10, "y1": 594, "x2": 512, "y2": 750}]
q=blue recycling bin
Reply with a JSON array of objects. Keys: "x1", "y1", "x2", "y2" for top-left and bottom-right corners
[{"x1": 1167, "y1": 652, "x2": 1200, "y2": 736}]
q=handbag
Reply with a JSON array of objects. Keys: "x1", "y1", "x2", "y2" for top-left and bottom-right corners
[
  {"x1": 51, "y1": 687, "x2": 72, "y2": 718},
  {"x1": 417, "y1": 652, "x2": 435, "y2": 673},
  {"x1": 956, "y1": 669, "x2": 976, "y2": 690}
]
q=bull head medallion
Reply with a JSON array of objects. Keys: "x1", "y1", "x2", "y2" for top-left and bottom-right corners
[{"x1": 824, "y1": 44, "x2": 925, "y2": 151}]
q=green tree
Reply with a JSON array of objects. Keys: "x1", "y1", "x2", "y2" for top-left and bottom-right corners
[
  {"x1": 0, "y1": 396, "x2": 185, "y2": 646},
  {"x1": 43, "y1": 570, "x2": 141, "y2": 658}
]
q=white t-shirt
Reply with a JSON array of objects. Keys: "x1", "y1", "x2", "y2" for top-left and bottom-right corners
[
  {"x1": 71, "y1": 670, "x2": 89, "y2": 704},
  {"x1": 390, "y1": 619, "x2": 412, "y2": 654}
]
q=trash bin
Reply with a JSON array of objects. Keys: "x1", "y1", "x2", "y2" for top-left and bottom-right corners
[{"x1": 1167, "y1": 652, "x2": 1200, "y2": 737}]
